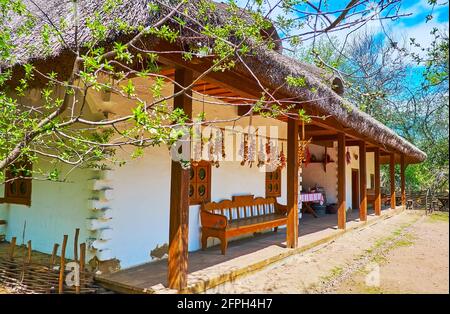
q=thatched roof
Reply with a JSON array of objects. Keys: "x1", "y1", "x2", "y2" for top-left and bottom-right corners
[{"x1": 3, "y1": 0, "x2": 426, "y2": 163}]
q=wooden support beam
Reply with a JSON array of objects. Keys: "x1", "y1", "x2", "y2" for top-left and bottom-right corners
[
  {"x1": 310, "y1": 135, "x2": 338, "y2": 142},
  {"x1": 26, "y1": 240, "x2": 32, "y2": 263},
  {"x1": 337, "y1": 133, "x2": 346, "y2": 229},
  {"x1": 346, "y1": 140, "x2": 366, "y2": 147},
  {"x1": 50, "y1": 243, "x2": 59, "y2": 267},
  {"x1": 237, "y1": 104, "x2": 253, "y2": 116},
  {"x1": 374, "y1": 148, "x2": 381, "y2": 215},
  {"x1": 78, "y1": 243, "x2": 86, "y2": 294},
  {"x1": 152, "y1": 41, "x2": 406, "y2": 158},
  {"x1": 74, "y1": 228, "x2": 79, "y2": 262},
  {"x1": 286, "y1": 118, "x2": 299, "y2": 248},
  {"x1": 310, "y1": 140, "x2": 334, "y2": 148},
  {"x1": 401, "y1": 154, "x2": 406, "y2": 208},
  {"x1": 9, "y1": 236, "x2": 16, "y2": 260},
  {"x1": 58, "y1": 234, "x2": 68, "y2": 294},
  {"x1": 390, "y1": 153, "x2": 396, "y2": 209},
  {"x1": 359, "y1": 141, "x2": 367, "y2": 221},
  {"x1": 168, "y1": 68, "x2": 192, "y2": 291}
]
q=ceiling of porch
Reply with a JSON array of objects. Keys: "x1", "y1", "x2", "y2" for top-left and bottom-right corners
[{"x1": 160, "y1": 67, "x2": 408, "y2": 163}]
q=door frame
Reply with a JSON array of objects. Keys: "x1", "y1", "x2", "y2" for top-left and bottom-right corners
[{"x1": 351, "y1": 168, "x2": 359, "y2": 210}]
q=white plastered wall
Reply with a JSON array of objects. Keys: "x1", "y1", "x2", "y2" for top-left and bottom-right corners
[
  {"x1": 85, "y1": 78, "x2": 289, "y2": 268},
  {"x1": 300, "y1": 144, "x2": 375, "y2": 211},
  {"x1": 0, "y1": 76, "x2": 377, "y2": 268},
  {"x1": 0, "y1": 161, "x2": 94, "y2": 260}
]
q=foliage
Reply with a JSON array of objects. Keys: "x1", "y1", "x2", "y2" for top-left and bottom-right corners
[
  {"x1": 0, "y1": 0, "x2": 418, "y2": 184},
  {"x1": 303, "y1": 28, "x2": 448, "y2": 192}
]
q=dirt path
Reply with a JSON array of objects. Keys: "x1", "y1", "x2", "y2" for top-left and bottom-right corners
[
  {"x1": 207, "y1": 211, "x2": 449, "y2": 294},
  {"x1": 334, "y1": 211, "x2": 449, "y2": 294}
]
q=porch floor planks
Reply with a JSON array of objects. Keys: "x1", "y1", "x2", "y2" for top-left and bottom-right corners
[{"x1": 95, "y1": 206, "x2": 392, "y2": 293}]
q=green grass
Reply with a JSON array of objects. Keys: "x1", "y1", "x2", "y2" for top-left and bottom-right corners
[
  {"x1": 391, "y1": 239, "x2": 414, "y2": 248},
  {"x1": 371, "y1": 254, "x2": 387, "y2": 264},
  {"x1": 321, "y1": 266, "x2": 344, "y2": 282},
  {"x1": 428, "y1": 212, "x2": 449, "y2": 223},
  {"x1": 362, "y1": 285, "x2": 385, "y2": 294}
]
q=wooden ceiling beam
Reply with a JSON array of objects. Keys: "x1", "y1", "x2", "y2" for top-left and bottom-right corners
[
  {"x1": 310, "y1": 135, "x2": 338, "y2": 142},
  {"x1": 155, "y1": 42, "x2": 404, "y2": 157}
]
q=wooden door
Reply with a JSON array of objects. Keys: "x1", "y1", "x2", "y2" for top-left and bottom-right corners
[{"x1": 351, "y1": 169, "x2": 359, "y2": 210}]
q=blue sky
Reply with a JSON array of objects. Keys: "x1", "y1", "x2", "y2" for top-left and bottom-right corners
[
  {"x1": 235, "y1": 0, "x2": 449, "y2": 53},
  {"x1": 234, "y1": 0, "x2": 448, "y2": 92},
  {"x1": 295, "y1": 0, "x2": 448, "y2": 50}
]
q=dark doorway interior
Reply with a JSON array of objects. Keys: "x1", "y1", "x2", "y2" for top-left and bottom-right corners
[{"x1": 351, "y1": 168, "x2": 359, "y2": 210}]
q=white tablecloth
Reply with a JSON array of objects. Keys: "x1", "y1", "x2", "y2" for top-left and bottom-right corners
[{"x1": 299, "y1": 192, "x2": 324, "y2": 207}]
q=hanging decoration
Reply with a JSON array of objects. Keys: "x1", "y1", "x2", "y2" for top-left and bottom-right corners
[
  {"x1": 221, "y1": 129, "x2": 226, "y2": 160},
  {"x1": 212, "y1": 128, "x2": 223, "y2": 167},
  {"x1": 247, "y1": 129, "x2": 256, "y2": 168},
  {"x1": 207, "y1": 131, "x2": 214, "y2": 163},
  {"x1": 266, "y1": 140, "x2": 279, "y2": 171},
  {"x1": 304, "y1": 146, "x2": 311, "y2": 167},
  {"x1": 265, "y1": 141, "x2": 271, "y2": 164},
  {"x1": 257, "y1": 137, "x2": 266, "y2": 168},
  {"x1": 278, "y1": 143, "x2": 286, "y2": 169},
  {"x1": 298, "y1": 120, "x2": 311, "y2": 166},
  {"x1": 191, "y1": 85, "x2": 208, "y2": 167},
  {"x1": 346, "y1": 147, "x2": 351, "y2": 164},
  {"x1": 239, "y1": 134, "x2": 248, "y2": 166},
  {"x1": 191, "y1": 124, "x2": 202, "y2": 167}
]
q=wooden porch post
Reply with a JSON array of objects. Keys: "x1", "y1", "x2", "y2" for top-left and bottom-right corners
[
  {"x1": 358, "y1": 141, "x2": 367, "y2": 221},
  {"x1": 286, "y1": 118, "x2": 299, "y2": 248},
  {"x1": 374, "y1": 147, "x2": 381, "y2": 216},
  {"x1": 168, "y1": 68, "x2": 193, "y2": 290},
  {"x1": 401, "y1": 154, "x2": 406, "y2": 208},
  {"x1": 337, "y1": 133, "x2": 346, "y2": 229},
  {"x1": 390, "y1": 153, "x2": 396, "y2": 209}
]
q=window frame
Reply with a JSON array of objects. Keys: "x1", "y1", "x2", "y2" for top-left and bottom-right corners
[
  {"x1": 265, "y1": 167, "x2": 282, "y2": 198},
  {"x1": 189, "y1": 160, "x2": 211, "y2": 205},
  {"x1": 2, "y1": 161, "x2": 32, "y2": 206}
]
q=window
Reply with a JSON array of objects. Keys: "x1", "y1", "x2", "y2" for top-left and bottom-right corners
[
  {"x1": 266, "y1": 167, "x2": 281, "y2": 198},
  {"x1": 3, "y1": 161, "x2": 32, "y2": 206},
  {"x1": 189, "y1": 161, "x2": 211, "y2": 205}
]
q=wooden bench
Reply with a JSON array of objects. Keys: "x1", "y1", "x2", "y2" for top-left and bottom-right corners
[
  {"x1": 367, "y1": 189, "x2": 390, "y2": 208},
  {"x1": 200, "y1": 195, "x2": 287, "y2": 255}
]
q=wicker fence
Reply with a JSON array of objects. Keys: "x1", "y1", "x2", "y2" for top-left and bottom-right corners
[{"x1": 0, "y1": 229, "x2": 100, "y2": 294}]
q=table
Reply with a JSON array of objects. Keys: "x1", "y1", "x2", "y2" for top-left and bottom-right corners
[{"x1": 299, "y1": 193, "x2": 325, "y2": 218}]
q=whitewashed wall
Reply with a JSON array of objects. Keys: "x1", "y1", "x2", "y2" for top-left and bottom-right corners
[
  {"x1": 2, "y1": 78, "x2": 383, "y2": 270},
  {"x1": 345, "y1": 146, "x2": 360, "y2": 209},
  {"x1": 301, "y1": 144, "x2": 338, "y2": 204},
  {"x1": 367, "y1": 152, "x2": 375, "y2": 189},
  {"x1": 96, "y1": 80, "x2": 289, "y2": 268},
  {"x1": 104, "y1": 143, "x2": 288, "y2": 268},
  {"x1": 0, "y1": 161, "x2": 94, "y2": 260},
  {"x1": 301, "y1": 144, "x2": 375, "y2": 210}
]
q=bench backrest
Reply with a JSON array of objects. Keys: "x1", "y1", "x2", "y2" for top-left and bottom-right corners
[{"x1": 202, "y1": 195, "x2": 277, "y2": 222}]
